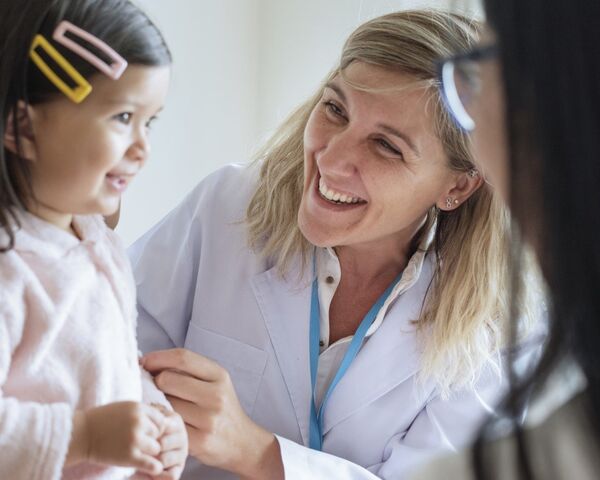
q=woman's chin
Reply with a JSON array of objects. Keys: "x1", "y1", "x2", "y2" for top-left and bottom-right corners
[{"x1": 298, "y1": 213, "x2": 339, "y2": 248}]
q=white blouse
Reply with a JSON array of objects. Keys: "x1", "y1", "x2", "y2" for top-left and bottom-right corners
[{"x1": 314, "y1": 228, "x2": 434, "y2": 409}]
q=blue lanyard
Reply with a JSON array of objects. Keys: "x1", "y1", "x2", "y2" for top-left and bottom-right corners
[{"x1": 309, "y1": 258, "x2": 402, "y2": 450}]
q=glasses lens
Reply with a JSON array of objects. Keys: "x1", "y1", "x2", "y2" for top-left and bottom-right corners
[
  {"x1": 441, "y1": 60, "x2": 476, "y2": 131},
  {"x1": 454, "y1": 60, "x2": 482, "y2": 109}
]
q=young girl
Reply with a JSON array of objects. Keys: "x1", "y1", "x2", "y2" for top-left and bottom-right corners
[{"x1": 0, "y1": 0, "x2": 187, "y2": 478}]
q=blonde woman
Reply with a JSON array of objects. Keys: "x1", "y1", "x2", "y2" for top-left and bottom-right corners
[{"x1": 130, "y1": 10, "x2": 541, "y2": 480}]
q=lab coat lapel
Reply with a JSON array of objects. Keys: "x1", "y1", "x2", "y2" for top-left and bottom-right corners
[
  {"x1": 320, "y1": 256, "x2": 435, "y2": 435},
  {"x1": 251, "y1": 259, "x2": 313, "y2": 446},
  {"x1": 320, "y1": 312, "x2": 422, "y2": 435}
]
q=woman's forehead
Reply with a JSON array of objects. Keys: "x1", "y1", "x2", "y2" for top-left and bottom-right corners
[
  {"x1": 338, "y1": 61, "x2": 431, "y2": 95},
  {"x1": 331, "y1": 63, "x2": 439, "y2": 134}
]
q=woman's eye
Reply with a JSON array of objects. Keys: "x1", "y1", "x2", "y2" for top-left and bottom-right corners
[
  {"x1": 376, "y1": 138, "x2": 403, "y2": 157},
  {"x1": 114, "y1": 112, "x2": 133, "y2": 125},
  {"x1": 324, "y1": 101, "x2": 346, "y2": 119}
]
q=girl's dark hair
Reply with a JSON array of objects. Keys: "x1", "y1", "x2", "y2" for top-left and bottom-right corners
[
  {"x1": 475, "y1": 0, "x2": 600, "y2": 478},
  {"x1": 0, "y1": 0, "x2": 171, "y2": 251}
]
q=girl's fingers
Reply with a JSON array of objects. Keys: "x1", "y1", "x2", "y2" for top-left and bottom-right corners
[
  {"x1": 142, "y1": 414, "x2": 161, "y2": 438},
  {"x1": 150, "y1": 466, "x2": 183, "y2": 480},
  {"x1": 130, "y1": 450, "x2": 164, "y2": 476},
  {"x1": 164, "y1": 465, "x2": 184, "y2": 479},
  {"x1": 161, "y1": 409, "x2": 182, "y2": 431},
  {"x1": 160, "y1": 448, "x2": 187, "y2": 470},
  {"x1": 143, "y1": 404, "x2": 167, "y2": 436},
  {"x1": 137, "y1": 435, "x2": 162, "y2": 457},
  {"x1": 160, "y1": 432, "x2": 186, "y2": 452}
]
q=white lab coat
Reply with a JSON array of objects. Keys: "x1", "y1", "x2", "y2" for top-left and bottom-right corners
[{"x1": 129, "y1": 163, "x2": 540, "y2": 479}]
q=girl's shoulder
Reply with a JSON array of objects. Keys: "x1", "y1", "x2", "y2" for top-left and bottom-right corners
[
  {"x1": 73, "y1": 214, "x2": 131, "y2": 269},
  {"x1": 0, "y1": 245, "x2": 30, "y2": 324},
  {"x1": 0, "y1": 247, "x2": 27, "y2": 288},
  {"x1": 73, "y1": 214, "x2": 123, "y2": 249}
]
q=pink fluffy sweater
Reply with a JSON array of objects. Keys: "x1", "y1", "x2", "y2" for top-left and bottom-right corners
[{"x1": 0, "y1": 212, "x2": 164, "y2": 479}]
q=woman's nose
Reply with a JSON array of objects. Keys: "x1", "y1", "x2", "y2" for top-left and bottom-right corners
[{"x1": 316, "y1": 128, "x2": 361, "y2": 177}]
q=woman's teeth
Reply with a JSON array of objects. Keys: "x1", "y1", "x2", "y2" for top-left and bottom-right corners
[{"x1": 319, "y1": 178, "x2": 364, "y2": 204}]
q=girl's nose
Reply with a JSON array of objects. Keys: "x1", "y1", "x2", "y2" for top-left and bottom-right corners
[{"x1": 128, "y1": 130, "x2": 151, "y2": 163}]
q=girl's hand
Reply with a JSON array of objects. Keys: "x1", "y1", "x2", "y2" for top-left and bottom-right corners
[
  {"x1": 142, "y1": 349, "x2": 284, "y2": 480},
  {"x1": 147, "y1": 405, "x2": 188, "y2": 480},
  {"x1": 68, "y1": 402, "x2": 167, "y2": 475}
]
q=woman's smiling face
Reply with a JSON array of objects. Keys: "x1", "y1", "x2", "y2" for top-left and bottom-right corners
[{"x1": 298, "y1": 61, "x2": 459, "y2": 249}]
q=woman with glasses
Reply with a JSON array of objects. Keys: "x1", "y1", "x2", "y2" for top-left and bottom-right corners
[
  {"x1": 413, "y1": 1, "x2": 600, "y2": 480},
  {"x1": 129, "y1": 10, "x2": 543, "y2": 479}
]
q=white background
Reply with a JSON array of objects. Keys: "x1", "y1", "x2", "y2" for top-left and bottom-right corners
[{"x1": 120, "y1": 0, "x2": 482, "y2": 244}]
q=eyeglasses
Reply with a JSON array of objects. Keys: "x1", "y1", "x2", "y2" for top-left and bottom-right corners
[{"x1": 437, "y1": 45, "x2": 499, "y2": 132}]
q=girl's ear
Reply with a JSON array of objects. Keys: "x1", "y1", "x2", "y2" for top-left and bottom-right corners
[{"x1": 4, "y1": 101, "x2": 38, "y2": 162}]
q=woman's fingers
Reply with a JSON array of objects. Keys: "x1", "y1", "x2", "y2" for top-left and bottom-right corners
[
  {"x1": 166, "y1": 395, "x2": 210, "y2": 430},
  {"x1": 142, "y1": 348, "x2": 224, "y2": 382},
  {"x1": 153, "y1": 369, "x2": 213, "y2": 403}
]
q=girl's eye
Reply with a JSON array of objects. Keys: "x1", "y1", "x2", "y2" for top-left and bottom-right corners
[
  {"x1": 145, "y1": 116, "x2": 158, "y2": 129},
  {"x1": 324, "y1": 100, "x2": 346, "y2": 119},
  {"x1": 376, "y1": 138, "x2": 403, "y2": 157},
  {"x1": 114, "y1": 112, "x2": 133, "y2": 125}
]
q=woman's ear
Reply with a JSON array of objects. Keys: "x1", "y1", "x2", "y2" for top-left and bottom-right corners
[
  {"x1": 436, "y1": 169, "x2": 485, "y2": 211},
  {"x1": 4, "y1": 101, "x2": 38, "y2": 162}
]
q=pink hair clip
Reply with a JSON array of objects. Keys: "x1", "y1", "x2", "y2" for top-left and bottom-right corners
[{"x1": 52, "y1": 21, "x2": 128, "y2": 80}]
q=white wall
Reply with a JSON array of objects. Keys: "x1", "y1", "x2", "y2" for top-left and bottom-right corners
[
  {"x1": 121, "y1": 0, "x2": 261, "y2": 244},
  {"x1": 119, "y1": 0, "x2": 482, "y2": 244},
  {"x1": 256, "y1": 0, "x2": 482, "y2": 136}
]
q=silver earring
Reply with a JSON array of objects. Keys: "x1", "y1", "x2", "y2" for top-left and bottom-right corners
[
  {"x1": 468, "y1": 169, "x2": 479, "y2": 178},
  {"x1": 446, "y1": 197, "x2": 453, "y2": 209}
]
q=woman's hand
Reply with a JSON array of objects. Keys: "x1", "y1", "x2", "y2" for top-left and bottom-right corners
[
  {"x1": 142, "y1": 349, "x2": 284, "y2": 480},
  {"x1": 66, "y1": 402, "x2": 167, "y2": 475}
]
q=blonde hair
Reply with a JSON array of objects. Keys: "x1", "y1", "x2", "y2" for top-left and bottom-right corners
[{"x1": 247, "y1": 10, "x2": 535, "y2": 394}]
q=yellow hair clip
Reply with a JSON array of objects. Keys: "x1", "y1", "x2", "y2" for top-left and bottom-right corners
[{"x1": 29, "y1": 34, "x2": 92, "y2": 104}]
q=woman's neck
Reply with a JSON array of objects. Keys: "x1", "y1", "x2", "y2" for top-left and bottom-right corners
[
  {"x1": 334, "y1": 235, "x2": 413, "y2": 288},
  {"x1": 333, "y1": 214, "x2": 430, "y2": 286}
]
